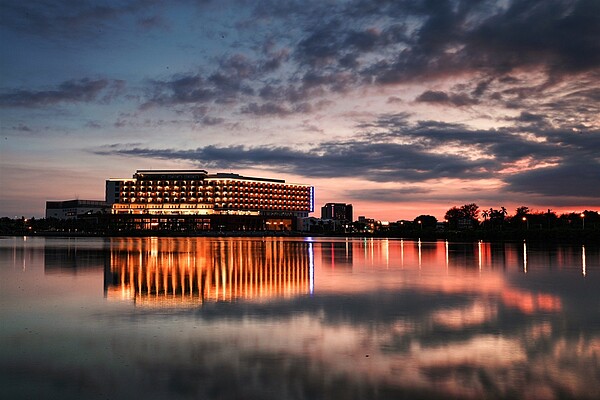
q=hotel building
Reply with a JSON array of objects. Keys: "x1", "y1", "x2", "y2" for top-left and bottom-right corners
[{"x1": 106, "y1": 169, "x2": 314, "y2": 231}]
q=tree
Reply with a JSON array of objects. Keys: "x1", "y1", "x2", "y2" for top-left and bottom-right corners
[
  {"x1": 460, "y1": 203, "x2": 480, "y2": 221},
  {"x1": 515, "y1": 206, "x2": 529, "y2": 216},
  {"x1": 444, "y1": 203, "x2": 479, "y2": 229},
  {"x1": 414, "y1": 215, "x2": 437, "y2": 229},
  {"x1": 481, "y1": 209, "x2": 489, "y2": 221},
  {"x1": 444, "y1": 207, "x2": 463, "y2": 229},
  {"x1": 488, "y1": 207, "x2": 507, "y2": 227}
]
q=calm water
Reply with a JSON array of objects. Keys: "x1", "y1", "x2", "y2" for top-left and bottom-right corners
[{"x1": 1, "y1": 237, "x2": 599, "y2": 400}]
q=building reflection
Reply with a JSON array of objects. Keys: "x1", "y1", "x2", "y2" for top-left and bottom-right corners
[
  {"x1": 320, "y1": 240, "x2": 353, "y2": 270},
  {"x1": 104, "y1": 238, "x2": 313, "y2": 306},
  {"x1": 44, "y1": 243, "x2": 109, "y2": 273}
]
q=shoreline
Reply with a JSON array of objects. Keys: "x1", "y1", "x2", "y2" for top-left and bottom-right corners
[{"x1": 2, "y1": 229, "x2": 598, "y2": 244}]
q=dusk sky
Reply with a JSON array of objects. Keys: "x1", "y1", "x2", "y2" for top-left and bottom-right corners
[{"x1": 1, "y1": 0, "x2": 599, "y2": 220}]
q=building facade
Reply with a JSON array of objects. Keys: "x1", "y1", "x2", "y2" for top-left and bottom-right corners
[
  {"x1": 321, "y1": 202, "x2": 353, "y2": 222},
  {"x1": 106, "y1": 170, "x2": 314, "y2": 231},
  {"x1": 46, "y1": 199, "x2": 108, "y2": 220}
]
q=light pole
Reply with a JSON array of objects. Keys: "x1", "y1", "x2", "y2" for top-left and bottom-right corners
[
  {"x1": 418, "y1": 220, "x2": 422, "y2": 230},
  {"x1": 581, "y1": 213, "x2": 585, "y2": 230},
  {"x1": 522, "y1": 216, "x2": 529, "y2": 230}
]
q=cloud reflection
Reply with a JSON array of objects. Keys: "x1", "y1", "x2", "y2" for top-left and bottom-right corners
[{"x1": 2, "y1": 237, "x2": 600, "y2": 399}]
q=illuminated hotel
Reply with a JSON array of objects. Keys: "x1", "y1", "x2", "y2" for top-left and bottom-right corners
[{"x1": 106, "y1": 169, "x2": 314, "y2": 231}]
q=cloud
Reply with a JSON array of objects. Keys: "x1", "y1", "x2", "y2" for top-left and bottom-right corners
[
  {"x1": 506, "y1": 160, "x2": 600, "y2": 198},
  {"x1": 0, "y1": 0, "x2": 170, "y2": 39},
  {"x1": 137, "y1": 15, "x2": 168, "y2": 30},
  {"x1": 93, "y1": 113, "x2": 600, "y2": 202},
  {"x1": 126, "y1": 0, "x2": 598, "y2": 124},
  {"x1": 345, "y1": 188, "x2": 435, "y2": 203},
  {"x1": 92, "y1": 140, "x2": 494, "y2": 183},
  {"x1": 11, "y1": 124, "x2": 32, "y2": 132},
  {"x1": 415, "y1": 90, "x2": 479, "y2": 107},
  {"x1": 241, "y1": 102, "x2": 312, "y2": 116},
  {"x1": 0, "y1": 78, "x2": 124, "y2": 108},
  {"x1": 364, "y1": 0, "x2": 600, "y2": 85}
]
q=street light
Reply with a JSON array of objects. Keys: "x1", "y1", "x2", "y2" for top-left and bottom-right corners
[
  {"x1": 418, "y1": 220, "x2": 422, "y2": 230},
  {"x1": 581, "y1": 213, "x2": 585, "y2": 230},
  {"x1": 522, "y1": 216, "x2": 529, "y2": 230}
]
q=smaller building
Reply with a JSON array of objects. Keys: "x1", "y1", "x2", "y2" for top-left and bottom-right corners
[
  {"x1": 46, "y1": 199, "x2": 108, "y2": 220},
  {"x1": 321, "y1": 203, "x2": 353, "y2": 222}
]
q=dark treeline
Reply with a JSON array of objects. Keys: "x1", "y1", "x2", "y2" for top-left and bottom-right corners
[
  {"x1": 369, "y1": 204, "x2": 599, "y2": 243},
  {"x1": 0, "y1": 215, "x2": 109, "y2": 236},
  {"x1": 1, "y1": 203, "x2": 598, "y2": 243}
]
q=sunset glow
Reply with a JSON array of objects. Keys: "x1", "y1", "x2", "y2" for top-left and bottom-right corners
[{"x1": 1, "y1": 0, "x2": 598, "y2": 219}]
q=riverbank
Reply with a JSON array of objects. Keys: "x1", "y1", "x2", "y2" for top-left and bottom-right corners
[{"x1": 2, "y1": 227, "x2": 598, "y2": 244}]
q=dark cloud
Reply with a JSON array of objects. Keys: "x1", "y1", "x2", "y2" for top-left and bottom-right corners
[
  {"x1": 12, "y1": 124, "x2": 32, "y2": 132},
  {"x1": 241, "y1": 102, "x2": 292, "y2": 116},
  {"x1": 0, "y1": 0, "x2": 173, "y2": 39},
  {"x1": 143, "y1": 52, "x2": 286, "y2": 109},
  {"x1": 143, "y1": 74, "x2": 214, "y2": 107},
  {"x1": 137, "y1": 15, "x2": 168, "y2": 30},
  {"x1": 93, "y1": 139, "x2": 495, "y2": 183},
  {"x1": 129, "y1": 0, "x2": 598, "y2": 122},
  {"x1": 93, "y1": 113, "x2": 600, "y2": 202},
  {"x1": 514, "y1": 112, "x2": 546, "y2": 124},
  {"x1": 364, "y1": 0, "x2": 600, "y2": 85},
  {"x1": 0, "y1": 78, "x2": 124, "y2": 108},
  {"x1": 84, "y1": 120, "x2": 102, "y2": 129},
  {"x1": 415, "y1": 90, "x2": 479, "y2": 107},
  {"x1": 200, "y1": 116, "x2": 224, "y2": 126},
  {"x1": 506, "y1": 160, "x2": 600, "y2": 198},
  {"x1": 345, "y1": 188, "x2": 435, "y2": 203},
  {"x1": 386, "y1": 96, "x2": 403, "y2": 104}
]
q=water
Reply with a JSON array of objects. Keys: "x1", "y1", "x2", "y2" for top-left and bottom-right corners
[{"x1": 1, "y1": 237, "x2": 599, "y2": 400}]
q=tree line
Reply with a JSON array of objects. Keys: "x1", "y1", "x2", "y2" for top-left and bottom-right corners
[{"x1": 441, "y1": 203, "x2": 598, "y2": 230}]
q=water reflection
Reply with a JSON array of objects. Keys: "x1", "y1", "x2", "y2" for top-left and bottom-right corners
[
  {"x1": 1, "y1": 237, "x2": 599, "y2": 400},
  {"x1": 105, "y1": 238, "x2": 313, "y2": 305},
  {"x1": 583, "y1": 245, "x2": 586, "y2": 277}
]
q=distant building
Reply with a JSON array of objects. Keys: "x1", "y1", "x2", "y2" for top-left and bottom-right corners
[
  {"x1": 45, "y1": 199, "x2": 108, "y2": 220},
  {"x1": 298, "y1": 216, "x2": 320, "y2": 232},
  {"x1": 457, "y1": 218, "x2": 474, "y2": 230},
  {"x1": 321, "y1": 203, "x2": 353, "y2": 221},
  {"x1": 105, "y1": 169, "x2": 314, "y2": 231},
  {"x1": 357, "y1": 216, "x2": 376, "y2": 233}
]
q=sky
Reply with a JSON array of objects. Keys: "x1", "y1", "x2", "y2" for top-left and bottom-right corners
[{"x1": 1, "y1": 0, "x2": 599, "y2": 220}]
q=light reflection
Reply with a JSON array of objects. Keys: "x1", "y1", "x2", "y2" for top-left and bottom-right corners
[
  {"x1": 478, "y1": 240, "x2": 482, "y2": 272},
  {"x1": 383, "y1": 238, "x2": 389, "y2": 269},
  {"x1": 445, "y1": 240, "x2": 449, "y2": 271},
  {"x1": 583, "y1": 245, "x2": 586, "y2": 277},
  {"x1": 401, "y1": 239, "x2": 404, "y2": 268},
  {"x1": 418, "y1": 238, "x2": 422, "y2": 269},
  {"x1": 105, "y1": 238, "x2": 312, "y2": 306},
  {"x1": 309, "y1": 242, "x2": 314, "y2": 295},
  {"x1": 523, "y1": 241, "x2": 528, "y2": 274}
]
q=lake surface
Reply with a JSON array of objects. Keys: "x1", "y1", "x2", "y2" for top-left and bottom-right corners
[{"x1": 1, "y1": 236, "x2": 599, "y2": 400}]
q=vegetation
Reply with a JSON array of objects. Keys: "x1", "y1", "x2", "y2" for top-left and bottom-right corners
[{"x1": 1, "y1": 204, "x2": 599, "y2": 243}]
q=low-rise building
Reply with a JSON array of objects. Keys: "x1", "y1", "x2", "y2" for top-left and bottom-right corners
[{"x1": 45, "y1": 199, "x2": 108, "y2": 220}]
